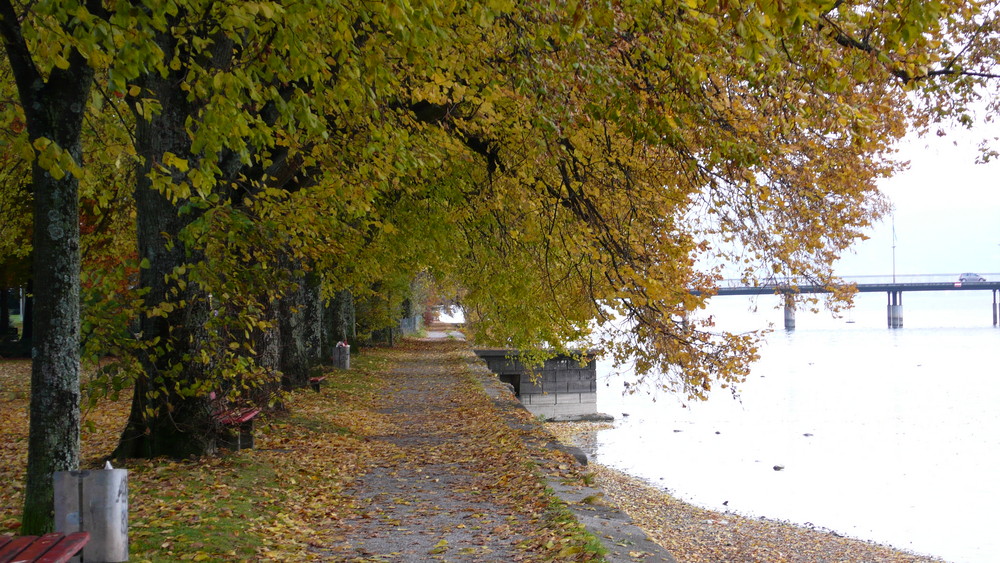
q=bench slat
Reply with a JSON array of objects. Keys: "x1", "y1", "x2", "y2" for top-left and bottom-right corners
[
  {"x1": 0, "y1": 532, "x2": 89, "y2": 563},
  {"x1": 216, "y1": 407, "x2": 260, "y2": 425},
  {"x1": 0, "y1": 536, "x2": 36, "y2": 562},
  {"x1": 33, "y1": 532, "x2": 90, "y2": 563},
  {"x1": 4, "y1": 533, "x2": 60, "y2": 562}
]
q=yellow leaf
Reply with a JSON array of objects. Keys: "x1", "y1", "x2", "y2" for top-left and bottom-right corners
[{"x1": 429, "y1": 539, "x2": 448, "y2": 554}]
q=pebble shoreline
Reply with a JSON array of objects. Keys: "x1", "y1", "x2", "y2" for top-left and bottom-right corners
[{"x1": 546, "y1": 422, "x2": 946, "y2": 563}]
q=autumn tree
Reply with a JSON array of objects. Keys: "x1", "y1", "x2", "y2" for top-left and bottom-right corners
[
  {"x1": 0, "y1": 0, "x2": 101, "y2": 533},
  {"x1": 400, "y1": 0, "x2": 1000, "y2": 398},
  {"x1": 98, "y1": 0, "x2": 509, "y2": 457},
  {"x1": 106, "y1": 0, "x2": 453, "y2": 455},
  {"x1": 0, "y1": 0, "x2": 211, "y2": 530},
  {"x1": 109, "y1": 0, "x2": 1000, "y2": 443}
]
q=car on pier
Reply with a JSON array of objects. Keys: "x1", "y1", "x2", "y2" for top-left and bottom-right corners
[{"x1": 959, "y1": 273, "x2": 987, "y2": 282}]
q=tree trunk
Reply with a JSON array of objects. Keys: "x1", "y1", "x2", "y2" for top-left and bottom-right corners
[
  {"x1": 114, "y1": 29, "x2": 217, "y2": 459},
  {"x1": 23, "y1": 157, "x2": 84, "y2": 534},
  {"x1": 1, "y1": 13, "x2": 94, "y2": 528},
  {"x1": 303, "y1": 272, "x2": 323, "y2": 365},
  {"x1": 250, "y1": 296, "x2": 282, "y2": 413},
  {"x1": 278, "y1": 264, "x2": 311, "y2": 390},
  {"x1": 324, "y1": 289, "x2": 355, "y2": 360}
]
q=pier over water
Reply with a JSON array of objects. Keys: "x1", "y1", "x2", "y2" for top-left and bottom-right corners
[{"x1": 713, "y1": 274, "x2": 1000, "y2": 329}]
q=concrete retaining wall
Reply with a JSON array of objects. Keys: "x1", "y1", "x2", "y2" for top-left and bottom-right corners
[{"x1": 473, "y1": 349, "x2": 598, "y2": 421}]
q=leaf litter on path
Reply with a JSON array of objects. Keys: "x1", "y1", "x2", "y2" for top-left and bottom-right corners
[{"x1": 320, "y1": 339, "x2": 604, "y2": 561}]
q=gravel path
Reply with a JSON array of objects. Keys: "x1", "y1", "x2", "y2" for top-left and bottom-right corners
[{"x1": 329, "y1": 340, "x2": 535, "y2": 561}]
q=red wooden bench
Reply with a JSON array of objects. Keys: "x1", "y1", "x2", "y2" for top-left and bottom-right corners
[
  {"x1": 308, "y1": 375, "x2": 326, "y2": 392},
  {"x1": 213, "y1": 405, "x2": 260, "y2": 450},
  {"x1": 214, "y1": 407, "x2": 260, "y2": 427},
  {"x1": 0, "y1": 532, "x2": 90, "y2": 563}
]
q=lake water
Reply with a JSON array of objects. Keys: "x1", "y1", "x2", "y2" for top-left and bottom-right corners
[{"x1": 592, "y1": 290, "x2": 1000, "y2": 563}]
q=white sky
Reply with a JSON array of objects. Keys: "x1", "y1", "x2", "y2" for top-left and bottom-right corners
[{"x1": 835, "y1": 123, "x2": 1000, "y2": 278}]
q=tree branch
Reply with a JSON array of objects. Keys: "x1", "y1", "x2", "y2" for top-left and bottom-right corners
[{"x1": 0, "y1": 0, "x2": 42, "y2": 107}]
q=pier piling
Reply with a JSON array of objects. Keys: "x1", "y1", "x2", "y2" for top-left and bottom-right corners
[
  {"x1": 887, "y1": 291, "x2": 903, "y2": 328},
  {"x1": 783, "y1": 294, "x2": 796, "y2": 330}
]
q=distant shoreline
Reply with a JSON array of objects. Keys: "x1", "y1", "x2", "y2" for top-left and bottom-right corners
[{"x1": 545, "y1": 421, "x2": 946, "y2": 563}]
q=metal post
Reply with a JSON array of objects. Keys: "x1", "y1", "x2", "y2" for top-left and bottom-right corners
[
  {"x1": 54, "y1": 467, "x2": 129, "y2": 562},
  {"x1": 994, "y1": 290, "x2": 998, "y2": 327},
  {"x1": 333, "y1": 344, "x2": 350, "y2": 369}
]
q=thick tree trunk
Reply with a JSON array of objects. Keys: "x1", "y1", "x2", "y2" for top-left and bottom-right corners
[
  {"x1": 278, "y1": 264, "x2": 311, "y2": 390},
  {"x1": 114, "y1": 30, "x2": 217, "y2": 459},
  {"x1": 303, "y1": 272, "x2": 323, "y2": 364},
  {"x1": 249, "y1": 297, "x2": 283, "y2": 417},
  {"x1": 1, "y1": 19, "x2": 94, "y2": 529},
  {"x1": 253, "y1": 298, "x2": 282, "y2": 381},
  {"x1": 23, "y1": 162, "x2": 84, "y2": 534},
  {"x1": 328, "y1": 289, "x2": 355, "y2": 346}
]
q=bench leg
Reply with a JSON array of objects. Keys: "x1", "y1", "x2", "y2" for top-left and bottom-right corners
[
  {"x1": 238, "y1": 421, "x2": 254, "y2": 449},
  {"x1": 219, "y1": 421, "x2": 255, "y2": 451}
]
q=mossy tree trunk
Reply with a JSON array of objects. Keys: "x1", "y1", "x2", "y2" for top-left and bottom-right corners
[
  {"x1": 303, "y1": 272, "x2": 323, "y2": 366},
  {"x1": 114, "y1": 28, "x2": 218, "y2": 459},
  {"x1": 1, "y1": 0, "x2": 94, "y2": 531},
  {"x1": 324, "y1": 289, "x2": 355, "y2": 358},
  {"x1": 278, "y1": 263, "x2": 310, "y2": 390},
  {"x1": 278, "y1": 266, "x2": 324, "y2": 389}
]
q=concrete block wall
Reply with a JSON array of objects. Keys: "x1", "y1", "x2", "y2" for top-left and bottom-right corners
[{"x1": 474, "y1": 349, "x2": 598, "y2": 421}]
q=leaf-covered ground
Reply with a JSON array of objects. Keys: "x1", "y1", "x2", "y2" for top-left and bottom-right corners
[
  {"x1": 0, "y1": 338, "x2": 602, "y2": 561},
  {"x1": 318, "y1": 338, "x2": 604, "y2": 561},
  {"x1": 546, "y1": 422, "x2": 947, "y2": 563}
]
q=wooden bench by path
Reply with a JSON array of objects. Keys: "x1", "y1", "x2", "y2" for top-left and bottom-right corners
[
  {"x1": 214, "y1": 406, "x2": 260, "y2": 450},
  {"x1": 0, "y1": 532, "x2": 90, "y2": 563},
  {"x1": 309, "y1": 375, "x2": 326, "y2": 392}
]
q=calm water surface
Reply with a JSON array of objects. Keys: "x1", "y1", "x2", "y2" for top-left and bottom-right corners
[{"x1": 593, "y1": 291, "x2": 1000, "y2": 563}]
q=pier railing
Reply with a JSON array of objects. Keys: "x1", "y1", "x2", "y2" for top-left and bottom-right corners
[
  {"x1": 713, "y1": 274, "x2": 1000, "y2": 329},
  {"x1": 718, "y1": 273, "x2": 1000, "y2": 289}
]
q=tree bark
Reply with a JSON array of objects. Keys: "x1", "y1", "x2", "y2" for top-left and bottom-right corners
[
  {"x1": 278, "y1": 263, "x2": 311, "y2": 390},
  {"x1": 303, "y1": 272, "x2": 323, "y2": 365},
  {"x1": 325, "y1": 289, "x2": 355, "y2": 358},
  {"x1": 114, "y1": 29, "x2": 216, "y2": 459},
  {"x1": 251, "y1": 296, "x2": 281, "y2": 395},
  {"x1": 1, "y1": 0, "x2": 94, "y2": 529},
  {"x1": 237, "y1": 295, "x2": 285, "y2": 425}
]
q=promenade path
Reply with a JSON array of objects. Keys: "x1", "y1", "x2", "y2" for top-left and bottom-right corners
[{"x1": 324, "y1": 329, "x2": 672, "y2": 562}]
